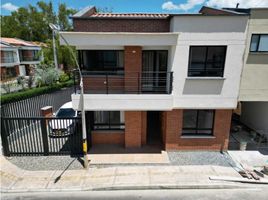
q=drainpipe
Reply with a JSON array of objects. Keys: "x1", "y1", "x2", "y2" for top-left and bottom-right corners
[{"x1": 49, "y1": 24, "x2": 88, "y2": 169}]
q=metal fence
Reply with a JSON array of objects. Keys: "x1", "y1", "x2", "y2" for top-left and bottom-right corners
[
  {"x1": 1, "y1": 117, "x2": 83, "y2": 156},
  {"x1": 1, "y1": 87, "x2": 73, "y2": 117}
]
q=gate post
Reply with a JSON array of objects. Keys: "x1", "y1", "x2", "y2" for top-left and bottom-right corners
[
  {"x1": 0, "y1": 119, "x2": 10, "y2": 156},
  {"x1": 40, "y1": 118, "x2": 49, "y2": 156}
]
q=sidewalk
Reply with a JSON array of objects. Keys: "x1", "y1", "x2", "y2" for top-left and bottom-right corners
[{"x1": 0, "y1": 156, "x2": 264, "y2": 193}]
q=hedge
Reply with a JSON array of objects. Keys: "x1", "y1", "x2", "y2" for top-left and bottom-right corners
[{"x1": 1, "y1": 79, "x2": 74, "y2": 105}]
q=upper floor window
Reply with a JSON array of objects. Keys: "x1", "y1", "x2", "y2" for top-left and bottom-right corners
[
  {"x1": 250, "y1": 34, "x2": 268, "y2": 52},
  {"x1": 182, "y1": 110, "x2": 215, "y2": 136},
  {"x1": 188, "y1": 46, "x2": 226, "y2": 77},
  {"x1": 81, "y1": 50, "x2": 124, "y2": 72}
]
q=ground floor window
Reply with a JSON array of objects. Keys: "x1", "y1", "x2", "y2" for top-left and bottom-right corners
[
  {"x1": 182, "y1": 110, "x2": 215, "y2": 136},
  {"x1": 93, "y1": 111, "x2": 125, "y2": 130}
]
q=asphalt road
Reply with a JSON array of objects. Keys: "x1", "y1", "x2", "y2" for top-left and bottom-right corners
[{"x1": 2, "y1": 188, "x2": 268, "y2": 200}]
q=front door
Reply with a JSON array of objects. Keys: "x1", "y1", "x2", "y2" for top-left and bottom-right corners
[{"x1": 147, "y1": 111, "x2": 162, "y2": 145}]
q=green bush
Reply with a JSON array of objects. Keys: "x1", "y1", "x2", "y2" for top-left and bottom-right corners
[
  {"x1": 35, "y1": 65, "x2": 60, "y2": 87},
  {"x1": 1, "y1": 79, "x2": 74, "y2": 105},
  {"x1": 59, "y1": 73, "x2": 70, "y2": 82}
]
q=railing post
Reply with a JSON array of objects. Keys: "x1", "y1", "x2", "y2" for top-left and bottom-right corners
[
  {"x1": 106, "y1": 73, "x2": 108, "y2": 94},
  {"x1": 40, "y1": 118, "x2": 49, "y2": 156},
  {"x1": 0, "y1": 119, "x2": 10, "y2": 156}
]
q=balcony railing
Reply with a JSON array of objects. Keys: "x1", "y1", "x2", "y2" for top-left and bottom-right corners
[
  {"x1": 73, "y1": 70, "x2": 173, "y2": 94},
  {"x1": 1, "y1": 57, "x2": 17, "y2": 63},
  {"x1": 20, "y1": 56, "x2": 40, "y2": 62}
]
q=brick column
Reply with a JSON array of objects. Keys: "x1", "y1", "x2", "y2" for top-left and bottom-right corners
[
  {"x1": 14, "y1": 66, "x2": 20, "y2": 76},
  {"x1": 1, "y1": 67, "x2": 6, "y2": 80},
  {"x1": 125, "y1": 111, "x2": 142, "y2": 148},
  {"x1": 213, "y1": 109, "x2": 232, "y2": 151},
  {"x1": 41, "y1": 106, "x2": 53, "y2": 117},
  {"x1": 124, "y1": 46, "x2": 142, "y2": 93},
  {"x1": 162, "y1": 110, "x2": 182, "y2": 150}
]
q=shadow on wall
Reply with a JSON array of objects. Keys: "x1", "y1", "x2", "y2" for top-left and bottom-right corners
[
  {"x1": 183, "y1": 79, "x2": 224, "y2": 95},
  {"x1": 246, "y1": 54, "x2": 268, "y2": 65}
]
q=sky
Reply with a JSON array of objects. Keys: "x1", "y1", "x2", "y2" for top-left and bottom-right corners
[{"x1": 1, "y1": 0, "x2": 268, "y2": 16}]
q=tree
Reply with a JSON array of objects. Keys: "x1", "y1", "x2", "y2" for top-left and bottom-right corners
[
  {"x1": 58, "y1": 3, "x2": 76, "y2": 31},
  {"x1": 1, "y1": 1, "x2": 76, "y2": 42}
]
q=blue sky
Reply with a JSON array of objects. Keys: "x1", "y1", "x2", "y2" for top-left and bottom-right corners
[{"x1": 1, "y1": 0, "x2": 267, "y2": 16}]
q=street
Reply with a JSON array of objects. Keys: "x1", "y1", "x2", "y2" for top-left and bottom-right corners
[{"x1": 2, "y1": 188, "x2": 268, "y2": 200}]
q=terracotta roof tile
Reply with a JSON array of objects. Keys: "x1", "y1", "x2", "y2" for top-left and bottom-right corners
[
  {"x1": 89, "y1": 13, "x2": 170, "y2": 19},
  {"x1": 1, "y1": 37, "x2": 39, "y2": 47}
]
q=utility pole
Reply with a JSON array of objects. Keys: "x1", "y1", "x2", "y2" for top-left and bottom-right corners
[
  {"x1": 52, "y1": 29, "x2": 58, "y2": 69},
  {"x1": 49, "y1": 23, "x2": 88, "y2": 169}
]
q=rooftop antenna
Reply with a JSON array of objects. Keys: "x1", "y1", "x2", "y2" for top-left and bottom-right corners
[{"x1": 236, "y1": 3, "x2": 239, "y2": 8}]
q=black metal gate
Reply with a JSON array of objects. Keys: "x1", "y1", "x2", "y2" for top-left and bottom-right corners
[{"x1": 1, "y1": 117, "x2": 83, "y2": 156}]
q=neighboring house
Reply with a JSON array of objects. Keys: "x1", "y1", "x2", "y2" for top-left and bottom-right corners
[
  {"x1": 60, "y1": 6, "x2": 248, "y2": 151},
  {"x1": 225, "y1": 8, "x2": 268, "y2": 134},
  {"x1": 0, "y1": 42, "x2": 20, "y2": 80},
  {"x1": 0, "y1": 38, "x2": 42, "y2": 81}
]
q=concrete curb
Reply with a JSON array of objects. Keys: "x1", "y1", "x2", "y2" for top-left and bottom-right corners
[{"x1": 0, "y1": 182, "x2": 259, "y2": 193}]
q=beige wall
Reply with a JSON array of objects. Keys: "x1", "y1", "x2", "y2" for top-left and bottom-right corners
[{"x1": 239, "y1": 9, "x2": 268, "y2": 101}]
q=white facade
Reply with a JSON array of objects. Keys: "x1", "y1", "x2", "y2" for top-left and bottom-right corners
[{"x1": 61, "y1": 15, "x2": 248, "y2": 111}]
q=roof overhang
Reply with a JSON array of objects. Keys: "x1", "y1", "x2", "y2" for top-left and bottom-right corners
[
  {"x1": 59, "y1": 32, "x2": 179, "y2": 47},
  {"x1": 19, "y1": 46, "x2": 42, "y2": 50}
]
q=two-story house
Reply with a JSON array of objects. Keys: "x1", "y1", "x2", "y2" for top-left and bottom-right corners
[
  {"x1": 60, "y1": 6, "x2": 248, "y2": 151},
  {"x1": 224, "y1": 8, "x2": 268, "y2": 135},
  {"x1": 0, "y1": 42, "x2": 20, "y2": 80},
  {"x1": 0, "y1": 38, "x2": 42, "y2": 80}
]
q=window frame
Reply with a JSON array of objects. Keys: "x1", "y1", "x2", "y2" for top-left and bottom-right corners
[
  {"x1": 80, "y1": 50, "x2": 124, "y2": 72},
  {"x1": 250, "y1": 34, "x2": 268, "y2": 53},
  {"x1": 182, "y1": 110, "x2": 215, "y2": 136},
  {"x1": 188, "y1": 46, "x2": 227, "y2": 77},
  {"x1": 93, "y1": 111, "x2": 125, "y2": 131}
]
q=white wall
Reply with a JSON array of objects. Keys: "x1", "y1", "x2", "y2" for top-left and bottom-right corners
[
  {"x1": 170, "y1": 15, "x2": 247, "y2": 109},
  {"x1": 239, "y1": 9, "x2": 268, "y2": 101},
  {"x1": 72, "y1": 94, "x2": 173, "y2": 111}
]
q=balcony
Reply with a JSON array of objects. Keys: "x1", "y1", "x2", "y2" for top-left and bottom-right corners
[
  {"x1": 20, "y1": 55, "x2": 40, "y2": 62},
  {"x1": 73, "y1": 70, "x2": 173, "y2": 95},
  {"x1": 1, "y1": 56, "x2": 17, "y2": 64}
]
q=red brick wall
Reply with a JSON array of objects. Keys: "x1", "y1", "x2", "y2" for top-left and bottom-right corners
[
  {"x1": 15, "y1": 65, "x2": 20, "y2": 76},
  {"x1": 83, "y1": 76, "x2": 124, "y2": 93},
  {"x1": 73, "y1": 19, "x2": 170, "y2": 32},
  {"x1": 125, "y1": 111, "x2": 142, "y2": 147},
  {"x1": 92, "y1": 131, "x2": 125, "y2": 145},
  {"x1": 0, "y1": 67, "x2": 7, "y2": 80},
  {"x1": 162, "y1": 109, "x2": 232, "y2": 151},
  {"x1": 124, "y1": 46, "x2": 142, "y2": 93}
]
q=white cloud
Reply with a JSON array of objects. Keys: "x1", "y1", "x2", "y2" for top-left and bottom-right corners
[
  {"x1": 206, "y1": 0, "x2": 268, "y2": 8},
  {"x1": 162, "y1": 1, "x2": 180, "y2": 10},
  {"x1": 1, "y1": 2, "x2": 19, "y2": 11},
  {"x1": 162, "y1": 0, "x2": 205, "y2": 11}
]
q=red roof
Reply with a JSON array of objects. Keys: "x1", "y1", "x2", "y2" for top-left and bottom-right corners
[
  {"x1": 90, "y1": 13, "x2": 169, "y2": 18},
  {"x1": 1, "y1": 37, "x2": 39, "y2": 47}
]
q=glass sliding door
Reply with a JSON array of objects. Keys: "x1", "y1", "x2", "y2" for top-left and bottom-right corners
[{"x1": 142, "y1": 50, "x2": 168, "y2": 93}]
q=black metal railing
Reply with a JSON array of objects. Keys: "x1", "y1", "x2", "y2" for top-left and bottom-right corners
[
  {"x1": 21, "y1": 56, "x2": 41, "y2": 62},
  {"x1": 73, "y1": 70, "x2": 173, "y2": 94},
  {"x1": 1, "y1": 117, "x2": 83, "y2": 156}
]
